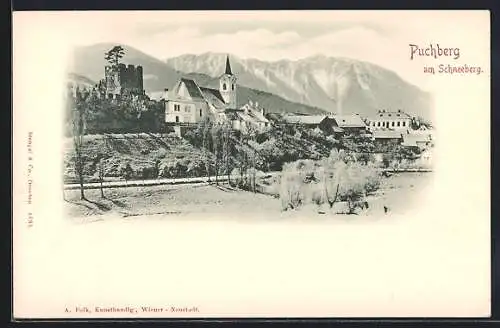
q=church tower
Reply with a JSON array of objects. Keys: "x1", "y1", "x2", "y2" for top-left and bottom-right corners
[{"x1": 219, "y1": 55, "x2": 237, "y2": 108}]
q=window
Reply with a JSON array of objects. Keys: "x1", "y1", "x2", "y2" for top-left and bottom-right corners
[
  {"x1": 392, "y1": 121, "x2": 395, "y2": 127},
  {"x1": 223, "y1": 83, "x2": 227, "y2": 91},
  {"x1": 232, "y1": 84, "x2": 234, "y2": 90},
  {"x1": 377, "y1": 122, "x2": 381, "y2": 127},
  {"x1": 397, "y1": 121, "x2": 401, "y2": 127},
  {"x1": 402, "y1": 121, "x2": 406, "y2": 127},
  {"x1": 174, "y1": 104, "x2": 180, "y2": 112},
  {"x1": 175, "y1": 116, "x2": 179, "y2": 123},
  {"x1": 185, "y1": 106, "x2": 190, "y2": 113},
  {"x1": 200, "y1": 109, "x2": 202, "y2": 117}
]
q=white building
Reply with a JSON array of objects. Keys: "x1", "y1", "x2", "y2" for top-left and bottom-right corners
[
  {"x1": 164, "y1": 56, "x2": 269, "y2": 134},
  {"x1": 366, "y1": 109, "x2": 412, "y2": 132},
  {"x1": 165, "y1": 55, "x2": 238, "y2": 125}
]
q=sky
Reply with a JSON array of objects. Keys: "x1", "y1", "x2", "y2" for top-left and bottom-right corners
[{"x1": 16, "y1": 10, "x2": 489, "y2": 90}]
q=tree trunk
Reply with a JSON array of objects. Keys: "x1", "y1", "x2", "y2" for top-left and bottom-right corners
[
  {"x1": 227, "y1": 157, "x2": 231, "y2": 185},
  {"x1": 215, "y1": 157, "x2": 219, "y2": 185},
  {"x1": 100, "y1": 179, "x2": 104, "y2": 198},
  {"x1": 252, "y1": 150, "x2": 257, "y2": 193},
  {"x1": 79, "y1": 173, "x2": 85, "y2": 200}
]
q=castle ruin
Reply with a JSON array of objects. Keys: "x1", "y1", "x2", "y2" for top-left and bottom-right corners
[{"x1": 103, "y1": 63, "x2": 144, "y2": 98}]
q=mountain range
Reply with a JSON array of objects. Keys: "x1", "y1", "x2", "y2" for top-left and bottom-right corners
[{"x1": 68, "y1": 43, "x2": 433, "y2": 119}]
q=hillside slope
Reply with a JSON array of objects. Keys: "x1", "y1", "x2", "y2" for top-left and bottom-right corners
[{"x1": 63, "y1": 125, "x2": 339, "y2": 183}]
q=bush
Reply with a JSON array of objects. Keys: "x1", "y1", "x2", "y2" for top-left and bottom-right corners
[
  {"x1": 279, "y1": 150, "x2": 382, "y2": 213},
  {"x1": 280, "y1": 160, "x2": 323, "y2": 211}
]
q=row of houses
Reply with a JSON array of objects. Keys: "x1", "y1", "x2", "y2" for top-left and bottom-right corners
[
  {"x1": 161, "y1": 55, "x2": 434, "y2": 151},
  {"x1": 271, "y1": 112, "x2": 433, "y2": 150}
]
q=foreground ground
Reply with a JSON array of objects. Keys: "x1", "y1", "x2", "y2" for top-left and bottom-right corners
[
  {"x1": 18, "y1": 172, "x2": 490, "y2": 318},
  {"x1": 63, "y1": 172, "x2": 433, "y2": 222}
]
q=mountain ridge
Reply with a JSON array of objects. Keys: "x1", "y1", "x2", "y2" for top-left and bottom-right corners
[
  {"x1": 69, "y1": 43, "x2": 432, "y2": 119},
  {"x1": 166, "y1": 52, "x2": 433, "y2": 120}
]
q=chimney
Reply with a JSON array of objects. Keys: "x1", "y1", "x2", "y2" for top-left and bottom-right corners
[{"x1": 164, "y1": 88, "x2": 169, "y2": 101}]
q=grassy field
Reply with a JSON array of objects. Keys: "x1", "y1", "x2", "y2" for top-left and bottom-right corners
[{"x1": 63, "y1": 172, "x2": 434, "y2": 222}]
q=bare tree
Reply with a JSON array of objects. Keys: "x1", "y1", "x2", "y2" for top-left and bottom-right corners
[
  {"x1": 221, "y1": 121, "x2": 233, "y2": 185},
  {"x1": 201, "y1": 118, "x2": 212, "y2": 181},
  {"x1": 69, "y1": 86, "x2": 96, "y2": 200},
  {"x1": 322, "y1": 150, "x2": 346, "y2": 209},
  {"x1": 97, "y1": 158, "x2": 105, "y2": 198},
  {"x1": 246, "y1": 124, "x2": 258, "y2": 193},
  {"x1": 211, "y1": 124, "x2": 221, "y2": 185}
]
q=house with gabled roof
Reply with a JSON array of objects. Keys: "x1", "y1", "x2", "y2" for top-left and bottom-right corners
[
  {"x1": 330, "y1": 114, "x2": 367, "y2": 134},
  {"x1": 229, "y1": 101, "x2": 271, "y2": 133},
  {"x1": 164, "y1": 55, "x2": 270, "y2": 134},
  {"x1": 281, "y1": 114, "x2": 327, "y2": 126},
  {"x1": 371, "y1": 130, "x2": 404, "y2": 144},
  {"x1": 279, "y1": 114, "x2": 342, "y2": 134},
  {"x1": 165, "y1": 55, "x2": 238, "y2": 125}
]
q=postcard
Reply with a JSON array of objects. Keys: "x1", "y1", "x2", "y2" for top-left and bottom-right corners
[{"x1": 12, "y1": 10, "x2": 490, "y2": 318}]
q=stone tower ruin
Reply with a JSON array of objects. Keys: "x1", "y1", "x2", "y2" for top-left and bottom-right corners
[{"x1": 104, "y1": 63, "x2": 144, "y2": 98}]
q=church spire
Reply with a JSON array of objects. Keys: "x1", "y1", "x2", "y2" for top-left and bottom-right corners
[{"x1": 225, "y1": 55, "x2": 232, "y2": 75}]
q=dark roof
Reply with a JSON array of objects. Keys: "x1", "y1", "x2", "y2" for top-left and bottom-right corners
[
  {"x1": 177, "y1": 78, "x2": 203, "y2": 99},
  {"x1": 225, "y1": 55, "x2": 232, "y2": 75},
  {"x1": 200, "y1": 87, "x2": 226, "y2": 109},
  {"x1": 282, "y1": 115, "x2": 327, "y2": 125}
]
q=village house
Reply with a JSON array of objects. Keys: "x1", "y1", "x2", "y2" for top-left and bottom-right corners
[
  {"x1": 280, "y1": 114, "x2": 329, "y2": 127},
  {"x1": 226, "y1": 100, "x2": 271, "y2": 133},
  {"x1": 164, "y1": 55, "x2": 269, "y2": 134},
  {"x1": 330, "y1": 114, "x2": 367, "y2": 135},
  {"x1": 371, "y1": 130, "x2": 404, "y2": 145},
  {"x1": 279, "y1": 114, "x2": 343, "y2": 135},
  {"x1": 366, "y1": 109, "x2": 412, "y2": 132}
]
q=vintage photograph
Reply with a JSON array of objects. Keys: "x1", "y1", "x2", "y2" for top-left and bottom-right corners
[
  {"x1": 13, "y1": 10, "x2": 490, "y2": 318},
  {"x1": 63, "y1": 22, "x2": 435, "y2": 221}
]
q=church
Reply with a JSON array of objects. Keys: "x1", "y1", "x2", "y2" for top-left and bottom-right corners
[{"x1": 164, "y1": 55, "x2": 270, "y2": 133}]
